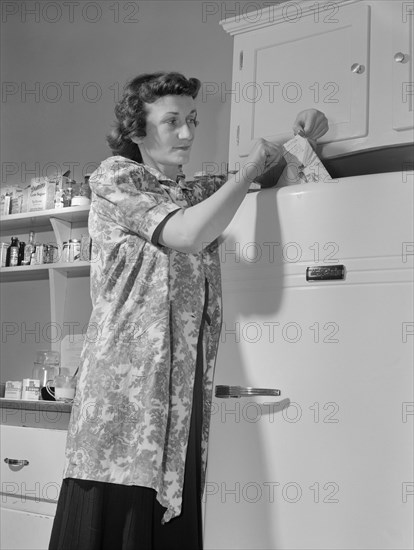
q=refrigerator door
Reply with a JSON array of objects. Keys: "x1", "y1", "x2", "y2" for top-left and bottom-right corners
[{"x1": 203, "y1": 173, "x2": 413, "y2": 550}]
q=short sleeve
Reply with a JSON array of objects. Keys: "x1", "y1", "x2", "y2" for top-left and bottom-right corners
[
  {"x1": 184, "y1": 176, "x2": 224, "y2": 205},
  {"x1": 184, "y1": 175, "x2": 260, "y2": 205},
  {"x1": 89, "y1": 159, "x2": 181, "y2": 245}
]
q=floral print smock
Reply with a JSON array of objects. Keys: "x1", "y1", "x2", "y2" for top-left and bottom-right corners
[{"x1": 63, "y1": 156, "x2": 223, "y2": 523}]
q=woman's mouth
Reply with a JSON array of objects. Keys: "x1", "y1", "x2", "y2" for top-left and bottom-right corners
[{"x1": 174, "y1": 146, "x2": 191, "y2": 151}]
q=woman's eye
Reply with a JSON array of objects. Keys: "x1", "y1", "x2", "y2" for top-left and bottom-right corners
[{"x1": 166, "y1": 119, "x2": 177, "y2": 127}]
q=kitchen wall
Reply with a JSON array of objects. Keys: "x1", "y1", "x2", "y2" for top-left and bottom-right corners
[
  {"x1": 1, "y1": 0, "x2": 239, "y2": 184},
  {"x1": 0, "y1": 1, "x2": 276, "y2": 382}
]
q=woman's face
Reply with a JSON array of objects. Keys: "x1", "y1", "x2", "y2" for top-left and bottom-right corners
[{"x1": 132, "y1": 94, "x2": 198, "y2": 178}]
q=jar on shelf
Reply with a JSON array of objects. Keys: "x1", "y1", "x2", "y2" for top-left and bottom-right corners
[
  {"x1": 72, "y1": 175, "x2": 91, "y2": 206},
  {"x1": 32, "y1": 350, "x2": 60, "y2": 401},
  {"x1": 68, "y1": 239, "x2": 81, "y2": 262},
  {"x1": 46, "y1": 244, "x2": 58, "y2": 264},
  {"x1": 61, "y1": 241, "x2": 69, "y2": 263}
]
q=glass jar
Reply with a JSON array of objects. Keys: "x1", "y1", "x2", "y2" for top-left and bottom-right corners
[
  {"x1": 32, "y1": 350, "x2": 60, "y2": 400},
  {"x1": 32, "y1": 363, "x2": 57, "y2": 387}
]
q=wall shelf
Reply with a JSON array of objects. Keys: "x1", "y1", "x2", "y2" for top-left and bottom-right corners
[
  {"x1": 0, "y1": 205, "x2": 91, "y2": 355},
  {"x1": 0, "y1": 205, "x2": 90, "y2": 232},
  {"x1": 0, "y1": 262, "x2": 91, "y2": 282}
]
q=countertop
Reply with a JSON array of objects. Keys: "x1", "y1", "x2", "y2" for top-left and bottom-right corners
[
  {"x1": 0, "y1": 397, "x2": 72, "y2": 412},
  {"x1": 0, "y1": 398, "x2": 72, "y2": 429}
]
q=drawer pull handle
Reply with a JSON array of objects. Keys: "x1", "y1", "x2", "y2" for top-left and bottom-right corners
[
  {"x1": 215, "y1": 385, "x2": 281, "y2": 399},
  {"x1": 4, "y1": 458, "x2": 29, "y2": 466}
]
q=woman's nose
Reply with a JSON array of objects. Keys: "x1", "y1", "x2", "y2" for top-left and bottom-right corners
[{"x1": 178, "y1": 123, "x2": 193, "y2": 140}]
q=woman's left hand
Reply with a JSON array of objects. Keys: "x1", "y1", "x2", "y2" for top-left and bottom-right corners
[{"x1": 292, "y1": 109, "x2": 329, "y2": 143}]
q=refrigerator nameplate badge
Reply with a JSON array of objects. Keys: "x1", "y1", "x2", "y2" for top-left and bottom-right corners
[{"x1": 306, "y1": 265, "x2": 345, "y2": 281}]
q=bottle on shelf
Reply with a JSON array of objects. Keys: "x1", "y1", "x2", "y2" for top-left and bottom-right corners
[
  {"x1": 82, "y1": 175, "x2": 92, "y2": 199},
  {"x1": 6, "y1": 237, "x2": 19, "y2": 267},
  {"x1": 18, "y1": 241, "x2": 26, "y2": 266},
  {"x1": 22, "y1": 231, "x2": 35, "y2": 266},
  {"x1": 2, "y1": 192, "x2": 11, "y2": 215},
  {"x1": 0, "y1": 243, "x2": 8, "y2": 267},
  {"x1": 62, "y1": 183, "x2": 73, "y2": 207},
  {"x1": 34, "y1": 243, "x2": 45, "y2": 265}
]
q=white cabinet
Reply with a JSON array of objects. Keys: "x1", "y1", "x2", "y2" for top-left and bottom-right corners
[
  {"x1": 1, "y1": 509, "x2": 55, "y2": 550},
  {"x1": 0, "y1": 424, "x2": 67, "y2": 550},
  {"x1": 221, "y1": 0, "x2": 414, "y2": 164},
  {"x1": 203, "y1": 173, "x2": 414, "y2": 549},
  {"x1": 0, "y1": 206, "x2": 91, "y2": 356},
  {"x1": 391, "y1": 0, "x2": 414, "y2": 130}
]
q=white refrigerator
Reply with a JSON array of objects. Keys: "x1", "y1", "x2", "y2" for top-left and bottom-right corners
[{"x1": 203, "y1": 171, "x2": 413, "y2": 550}]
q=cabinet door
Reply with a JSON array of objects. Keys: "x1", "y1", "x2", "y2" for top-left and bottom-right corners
[
  {"x1": 234, "y1": 2, "x2": 370, "y2": 157},
  {"x1": 392, "y1": 1, "x2": 414, "y2": 130},
  {"x1": 0, "y1": 508, "x2": 54, "y2": 550}
]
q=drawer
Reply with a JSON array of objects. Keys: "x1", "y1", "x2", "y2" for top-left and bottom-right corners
[
  {"x1": 1, "y1": 507, "x2": 55, "y2": 550},
  {"x1": 1, "y1": 425, "x2": 67, "y2": 513}
]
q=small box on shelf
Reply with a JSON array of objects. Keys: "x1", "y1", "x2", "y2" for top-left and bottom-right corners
[
  {"x1": 4, "y1": 381, "x2": 22, "y2": 400},
  {"x1": 28, "y1": 178, "x2": 56, "y2": 212},
  {"x1": 21, "y1": 378, "x2": 41, "y2": 400}
]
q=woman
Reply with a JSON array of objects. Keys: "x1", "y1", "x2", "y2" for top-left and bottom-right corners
[{"x1": 49, "y1": 72, "x2": 328, "y2": 550}]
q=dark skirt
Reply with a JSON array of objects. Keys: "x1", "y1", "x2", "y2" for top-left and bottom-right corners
[{"x1": 49, "y1": 283, "x2": 209, "y2": 550}]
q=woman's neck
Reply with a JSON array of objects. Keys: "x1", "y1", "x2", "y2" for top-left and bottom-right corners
[{"x1": 140, "y1": 152, "x2": 180, "y2": 181}]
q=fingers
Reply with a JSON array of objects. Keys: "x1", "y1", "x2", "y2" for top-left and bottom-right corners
[
  {"x1": 264, "y1": 142, "x2": 283, "y2": 170},
  {"x1": 292, "y1": 127, "x2": 305, "y2": 137},
  {"x1": 299, "y1": 113, "x2": 323, "y2": 136},
  {"x1": 310, "y1": 116, "x2": 329, "y2": 139},
  {"x1": 292, "y1": 110, "x2": 329, "y2": 141}
]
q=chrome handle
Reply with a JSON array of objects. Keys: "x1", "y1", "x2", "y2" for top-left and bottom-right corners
[
  {"x1": 394, "y1": 52, "x2": 406, "y2": 63},
  {"x1": 351, "y1": 63, "x2": 365, "y2": 74},
  {"x1": 4, "y1": 458, "x2": 29, "y2": 466},
  {"x1": 215, "y1": 385, "x2": 281, "y2": 399}
]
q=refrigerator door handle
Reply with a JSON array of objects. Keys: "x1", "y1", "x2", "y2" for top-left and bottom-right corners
[{"x1": 215, "y1": 385, "x2": 281, "y2": 399}]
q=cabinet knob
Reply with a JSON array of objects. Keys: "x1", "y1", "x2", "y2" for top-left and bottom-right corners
[
  {"x1": 351, "y1": 63, "x2": 365, "y2": 74},
  {"x1": 394, "y1": 52, "x2": 406, "y2": 63},
  {"x1": 4, "y1": 458, "x2": 29, "y2": 466}
]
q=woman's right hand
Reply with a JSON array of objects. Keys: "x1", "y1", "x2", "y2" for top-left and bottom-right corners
[{"x1": 240, "y1": 138, "x2": 283, "y2": 183}]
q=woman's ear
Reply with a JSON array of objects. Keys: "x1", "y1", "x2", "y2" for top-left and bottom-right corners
[{"x1": 131, "y1": 136, "x2": 142, "y2": 145}]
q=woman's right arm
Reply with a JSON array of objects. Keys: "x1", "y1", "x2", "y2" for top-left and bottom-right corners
[{"x1": 158, "y1": 138, "x2": 282, "y2": 254}]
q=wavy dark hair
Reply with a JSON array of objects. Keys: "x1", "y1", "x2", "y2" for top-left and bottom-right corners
[{"x1": 106, "y1": 72, "x2": 201, "y2": 163}]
